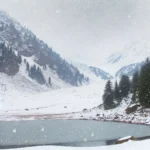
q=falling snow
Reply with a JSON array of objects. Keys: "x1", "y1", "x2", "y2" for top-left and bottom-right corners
[{"x1": 13, "y1": 129, "x2": 16, "y2": 133}]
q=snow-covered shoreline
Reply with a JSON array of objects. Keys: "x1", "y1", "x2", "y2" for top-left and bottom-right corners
[
  {"x1": 3, "y1": 139, "x2": 150, "y2": 150},
  {"x1": 1, "y1": 111, "x2": 150, "y2": 127}
]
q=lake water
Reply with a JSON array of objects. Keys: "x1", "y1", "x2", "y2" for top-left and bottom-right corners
[{"x1": 0, "y1": 120, "x2": 150, "y2": 148}]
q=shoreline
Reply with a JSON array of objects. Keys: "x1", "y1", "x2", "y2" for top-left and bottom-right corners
[{"x1": 0, "y1": 113, "x2": 150, "y2": 126}]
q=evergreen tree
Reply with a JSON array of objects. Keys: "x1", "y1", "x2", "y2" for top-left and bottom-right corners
[
  {"x1": 131, "y1": 72, "x2": 139, "y2": 102},
  {"x1": 139, "y1": 62, "x2": 150, "y2": 108},
  {"x1": 24, "y1": 59, "x2": 26, "y2": 63},
  {"x1": 37, "y1": 66, "x2": 40, "y2": 71},
  {"x1": 132, "y1": 92, "x2": 136, "y2": 102},
  {"x1": 48, "y1": 77, "x2": 51, "y2": 85},
  {"x1": 131, "y1": 72, "x2": 139, "y2": 93},
  {"x1": 119, "y1": 75, "x2": 130, "y2": 98},
  {"x1": 18, "y1": 55, "x2": 22, "y2": 64},
  {"x1": 28, "y1": 64, "x2": 46, "y2": 85},
  {"x1": 146, "y1": 57, "x2": 149, "y2": 63},
  {"x1": 103, "y1": 80, "x2": 114, "y2": 110},
  {"x1": 26, "y1": 62, "x2": 30, "y2": 71},
  {"x1": 114, "y1": 81, "x2": 121, "y2": 104}
]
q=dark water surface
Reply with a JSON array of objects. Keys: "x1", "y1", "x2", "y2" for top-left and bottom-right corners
[{"x1": 0, "y1": 120, "x2": 150, "y2": 148}]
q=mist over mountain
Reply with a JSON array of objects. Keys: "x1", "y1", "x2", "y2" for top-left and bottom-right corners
[
  {"x1": 0, "y1": 1, "x2": 149, "y2": 89},
  {"x1": 0, "y1": 10, "x2": 89, "y2": 93},
  {"x1": 0, "y1": 0, "x2": 150, "y2": 66}
]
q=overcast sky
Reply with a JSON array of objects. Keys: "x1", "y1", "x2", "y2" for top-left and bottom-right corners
[{"x1": 0, "y1": 0, "x2": 150, "y2": 66}]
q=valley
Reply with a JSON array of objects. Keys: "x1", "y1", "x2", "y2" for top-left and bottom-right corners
[
  {"x1": 0, "y1": 10, "x2": 149, "y2": 124},
  {"x1": 0, "y1": 1, "x2": 150, "y2": 149}
]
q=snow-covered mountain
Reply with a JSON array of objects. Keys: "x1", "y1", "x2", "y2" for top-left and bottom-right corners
[
  {"x1": 0, "y1": 10, "x2": 89, "y2": 93},
  {"x1": 107, "y1": 41, "x2": 150, "y2": 65},
  {"x1": 115, "y1": 62, "x2": 144, "y2": 77},
  {"x1": 72, "y1": 63, "x2": 113, "y2": 83},
  {"x1": 89, "y1": 66, "x2": 113, "y2": 80},
  {"x1": 104, "y1": 41, "x2": 150, "y2": 76}
]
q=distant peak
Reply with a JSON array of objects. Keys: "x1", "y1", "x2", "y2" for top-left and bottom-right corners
[{"x1": 107, "y1": 41, "x2": 150, "y2": 64}]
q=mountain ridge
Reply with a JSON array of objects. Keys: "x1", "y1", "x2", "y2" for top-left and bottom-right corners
[{"x1": 0, "y1": 10, "x2": 89, "y2": 92}]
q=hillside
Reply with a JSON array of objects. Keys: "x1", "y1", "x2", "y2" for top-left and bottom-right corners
[{"x1": 0, "y1": 10, "x2": 88, "y2": 92}]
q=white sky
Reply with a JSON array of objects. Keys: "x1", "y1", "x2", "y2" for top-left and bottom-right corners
[{"x1": 0, "y1": 0, "x2": 150, "y2": 66}]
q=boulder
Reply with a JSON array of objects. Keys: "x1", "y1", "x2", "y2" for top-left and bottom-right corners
[{"x1": 126, "y1": 104, "x2": 138, "y2": 114}]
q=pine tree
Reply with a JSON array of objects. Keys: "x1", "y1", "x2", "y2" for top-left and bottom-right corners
[
  {"x1": 131, "y1": 72, "x2": 139, "y2": 102},
  {"x1": 103, "y1": 80, "x2": 114, "y2": 110},
  {"x1": 48, "y1": 77, "x2": 51, "y2": 85},
  {"x1": 18, "y1": 55, "x2": 22, "y2": 64},
  {"x1": 29, "y1": 64, "x2": 46, "y2": 85},
  {"x1": 114, "y1": 81, "x2": 121, "y2": 105},
  {"x1": 24, "y1": 59, "x2": 26, "y2": 63},
  {"x1": 119, "y1": 75, "x2": 131, "y2": 98},
  {"x1": 146, "y1": 57, "x2": 149, "y2": 63},
  {"x1": 26, "y1": 62, "x2": 30, "y2": 71},
  {"x1": 37, "y1": 66, "x2": 40, "y2": 71},
  {"x1": 132, "y1": 92, "x2": 136, "y2": 102},
  {"x1": 139, "y1": 62, "x2": 150, "y2": 108},
  {"x1": 131, "y1": 72, "x2": 139, "y2": 93}
]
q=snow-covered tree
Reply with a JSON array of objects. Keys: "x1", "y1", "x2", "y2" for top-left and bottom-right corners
[
  {"x1": 103, "y1": 80, "x2": 114, "y2": 110},
  {"x1": 114, "y1": 81, "x2": 121, "y2": 105},
  {"x1": 119, "y1": 75, "x2": 131, "y2": 98},
  {"x1": 139, "y1": 61, "x2": 150, "y2": 108}
]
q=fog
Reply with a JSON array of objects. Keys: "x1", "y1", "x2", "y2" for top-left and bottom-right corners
[{"x1": 0, "y1": 0, "x2": 150, "y2": 65}]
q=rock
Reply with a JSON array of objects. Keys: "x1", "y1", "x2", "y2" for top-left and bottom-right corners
[
  {"x1": 114, "y1": 116, "x2": 119, "y2": 119},
  {"x1": 126, "y1": 104, "x2": 138, "y2": 114}
]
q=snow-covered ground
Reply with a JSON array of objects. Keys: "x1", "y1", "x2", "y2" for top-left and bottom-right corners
[
  {"x1": 0, "y1": 82, "x2": 105, "y2": 118},
  {"x1": 0, "y1": 51, "x2": 149, "y2": 124},
  {"x1": 5, "y1": 139, "x2": 150, "y2": 150},
  {"x1": 1, "y1": 78, "x2": 150, "y2": 125}
]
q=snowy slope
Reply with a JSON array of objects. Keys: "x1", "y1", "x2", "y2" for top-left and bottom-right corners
[
  {"x1": 0, "y1": 82, "x2": 105, "y2": 116},
  {"x1": 0, "y1": 10, "x2": 88, "y2": 89},
  {"x1": 115, "y1": 62, "x2": 144, "y2": 77},
  {"x1": 107, "y1": 41, "x2": 150, "y2": 65},
  {"x1": 0, "y1": 54, "x2": 72, "y2": 95},
  {"x1": 100, "y1": 41, "x2": 150, "y2": 75},
  {"x1": 72, "y1": 63, "x2": 113, "y2": 83}
]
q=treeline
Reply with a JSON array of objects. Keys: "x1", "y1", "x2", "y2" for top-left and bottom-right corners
[
  {"x1": 48, "y1": 52, "x2": 89, "y2": 86},
  {"x1": 103, "y1": 58, "x2": 150, "y2": 110},
  {"x1": 0, "y1": 42, "x2": 51, "y2": 86},
  {"x1": 0, "y1": 42, "x2": 22, "y2": 76},
  {"x1": 24, "y1": 60, "x2": 51, "y2": 85}
]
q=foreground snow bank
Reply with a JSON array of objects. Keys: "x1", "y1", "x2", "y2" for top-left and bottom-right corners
[{"x1": 7, "y1": 140, "x2": 150, "y2": 150}]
